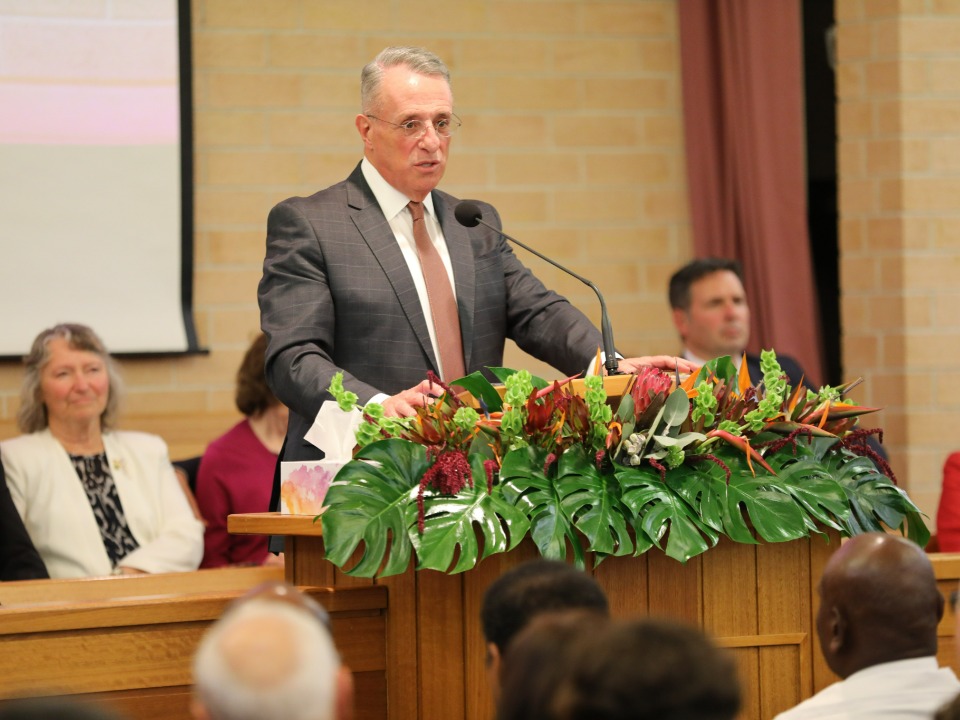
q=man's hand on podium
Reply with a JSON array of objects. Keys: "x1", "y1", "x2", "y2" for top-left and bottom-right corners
[{"x1": 616, "y1": 356, "x2": 699, "y2": 375}]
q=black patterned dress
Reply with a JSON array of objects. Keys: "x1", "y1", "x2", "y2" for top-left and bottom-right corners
[{"x1": 69, "y1": 452, "x2": 139, "y2": 568}]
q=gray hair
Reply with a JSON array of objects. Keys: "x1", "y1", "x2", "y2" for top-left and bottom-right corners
[
  {"x1": 360, "y1": 46, "x2": 451, "y2": 114},
  {"x1": 17, "y1": 323, "x2": 123, "y2": 434},
  {"x1": 193, "y1": 599, "x2": 341, "y2": 720}
]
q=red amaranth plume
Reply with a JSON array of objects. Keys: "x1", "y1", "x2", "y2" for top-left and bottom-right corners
[
  {"x1": 837, "y1": 428, "x2": 897, "y2": 485},
  {"x1": 648, "y1": 457, "x2": 667, "y2": 482},
  {"x1": 417, "y1": 449, "x2": 473, "y2": 533},
  {"x1": 687, "y1": 453, "x2": 732, "y2": 484}
]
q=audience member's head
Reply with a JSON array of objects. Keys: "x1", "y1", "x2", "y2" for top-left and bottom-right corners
[
  {"x1": 668, "y1": 257, "x2": 749, "y2": 361},
  {"x1": 480, "y1": 559, "x2": 609, "y2": 694},
  {"x1": 235, "y1": 333, "x2": 282, "y2": 419},
  {"x1": 17, "y1": 323, "x2": 122, "y2": 433},
  {"x1": 497, "y1": 615, "x2": 741, "y2": 720},
  {"x1": 192, "y1": 582, "x2": 352, "y2": 720},
  {"x1": 816, "y1": 532, "x2": 943, "y2": 679},
  {"x1": 0, "y1": 697, "x2": 127, "y2": 720}
]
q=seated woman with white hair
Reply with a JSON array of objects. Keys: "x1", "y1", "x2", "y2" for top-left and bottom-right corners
[{"x1": 0, "y1": 323, "x2": 204, "y2": 578}]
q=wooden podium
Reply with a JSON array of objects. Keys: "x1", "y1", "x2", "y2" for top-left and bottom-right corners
[{"x1": 229, "y1": 513, "x2": 840, "y2": 720}]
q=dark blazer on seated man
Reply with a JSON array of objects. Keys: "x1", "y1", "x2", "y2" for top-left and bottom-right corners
[{"x1": 1, "y1": 463, "x2": 48, "y2": 582}]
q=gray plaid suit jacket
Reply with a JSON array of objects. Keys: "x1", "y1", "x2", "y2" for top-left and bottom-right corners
[{"x1": 259, "y1": 163, "x2": 603, "y2": 462}]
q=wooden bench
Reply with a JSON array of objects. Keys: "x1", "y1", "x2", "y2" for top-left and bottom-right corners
[
  {"x1": 0, "y1": 566, "x2": 387, "y2": 720},
  {"x1": 933, "y1": 552, "x2": 960, "y2": 676}
]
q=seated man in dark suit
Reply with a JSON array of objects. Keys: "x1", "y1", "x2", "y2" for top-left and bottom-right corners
[
  {"x1": 668, "y1": 257, "x2": 808, "y2": 387},
  {"x1": 1, "y1": 462, "x2": 48, "y2": 582}
]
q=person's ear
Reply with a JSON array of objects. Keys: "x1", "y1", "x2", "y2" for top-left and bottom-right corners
[
  {"x1": 485, "y1": 641, "x2": 502, "y2": 701},
  {"x1": 671, "y1": 307, "x2": 689, "y2": 339},
  {"x1": 826, "y1": 606, "x2": 847, "y2": 654},
  {"x1": 189, "y1": 698, "x2": 210, "y2": 720},
  {"x1": 356, "y1": 115, "x2": 373, "y2": 147},
  {"x1": 335, "y1": 664, "x2": 355, "y2": 720}
]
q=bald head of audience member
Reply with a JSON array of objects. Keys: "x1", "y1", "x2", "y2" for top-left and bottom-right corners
[
  {"x1": 816, "y1": 532, "x2": 944, "y2": 680},
  {"x1": 480, "y1": 560, "x2": 609, "y2": 696},
  {"x1": 497, "y1": 614, "x2": 741, "y2": 720},
  {"x1": 192, "y1": 583, "x2": 353, "y2": 720}
]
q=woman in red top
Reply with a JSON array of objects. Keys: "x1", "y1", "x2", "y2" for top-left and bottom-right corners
[
  {"x1": 936, "y1": 452, "x2": 960, "y2": 552},
  {"x1": 195, "y1": 334, "x2": 287, "y2": 567}
]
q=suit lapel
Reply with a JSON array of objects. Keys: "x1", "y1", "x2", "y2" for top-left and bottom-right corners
[
  {"x1": 433, "y1": 191, "x2": 476, "y2": 371},
  {"x1": 345, "y1": 167, "x2": 439, "y2": 372}
]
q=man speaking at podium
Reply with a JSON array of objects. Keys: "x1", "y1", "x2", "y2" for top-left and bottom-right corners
[{"x1": 258, "y1": 46, "x2": 694, "y2": 464}]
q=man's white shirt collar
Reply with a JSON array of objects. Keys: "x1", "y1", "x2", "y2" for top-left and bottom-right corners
[{"x1": 361, "y1": 157, "x2": 437, "y2": 221}]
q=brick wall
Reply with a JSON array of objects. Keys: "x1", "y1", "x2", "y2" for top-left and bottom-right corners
[
  {"x1": 836, "y1": 0, "x2": 960, "y2": 525},
  {"x1": 0, "y1": 0, "x2": 690, "y2": 455}
]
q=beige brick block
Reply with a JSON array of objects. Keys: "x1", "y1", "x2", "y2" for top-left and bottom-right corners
[
  {"x1": 554, "y1": 116, "x2": 639, "y2": 147},
  {"x1": 835, "y1": 0, "x2": 865, "y2": 22},
  {"x1": 302, "y1": 0, "x2": 392, "y2": 31},
  {"x1": 878, "y1": 254, "x2": 906, "y2": 290},
  {"x1": 899, "y1": 59, "x2": 929, "y2": 94},
  {"x1": 839, "y1": 178, "x2": 876, "y2": 215},
  {"x1": 195, "y1": 111, "x2": 266, "y2": 147},
  {"x1": 452, "y1": 77, "x2": 494, "y2": 109},
  {"x1": 928, "y1": 58, "x2": 960, "y2": 93},
  {"x1": 553, "y1": 188, "x2": 642, "y2": 223},
  {"x1": 195, "y1": 268, "x2": 263, "y2": 306},
  {"x1": 123, "y1": 390, "x2": 209, "y2": 417},
  {"x1": 905, "y1": 333, "x2": 960, "y2": 367},
  {"x1": 207, "y1": 72, "x2": 301, "y2": 108},
  {"x1": 460, "y1": 40, "x2": 549, "y2": 73},
  {"x1": 583, "y1": 2, "x2": 673, "y2": 36},
  {"x1": 207, "y1": 150, "x2": 302, "y2": 186},
  {"x1": 835, "y1": 23, "x2": 871, "y2": 62},
  {"x1": 864, "y1": 139, "x2": 902, "y2": 175},
  {"x1": 552, "y1": 260, "x2": 640, "y2": 296},
  {"x1": 196, "y1": 189, "x2": 275, "y2": 226},
  {"x1": 208, "y1": 229, "x2": 268, "y2": 265},
  {"x1": 839, "y1": 255, "x2": 879, "y2": 293},
  {"x1": 638, "y1": 39, "x2": 678, "y2": 73},
  {"x1": 844, "y1": 332, "x2": 879, "y2": 370},
  {"x1": 934, "y1": 293, "x2": 960, "y2": 327},
  {"x1": 392, "y1": 1, "x2": 486, "y2": 33},
  {"x1": 585, "y1": 151, "x2": 671, "y2": 185},
  {"x1": 839, "y1": 217, "x2": 865, "y2": 253},
  {"x1": 437, "y1": 151, "x2": 491, "y2": 187},
  {"x1": 209, "y1": 309, "x2": 262, "y2": 345},
  {"x1": 642, "y1": 114, "x2": 683, "y2": 148},
  {"x1": 268, "y1": 35, "x2": 362, "y2": 69},
  {"x1": 302, "y1": 151, "x2": 371, "y2": 187},
  {"x1": 641, "y1": 188, "x2": 684, "y2": 222},
  {"x1": 493, "y1": 78, "x2": 581, "y2": 111},
  {"x1": 861, "y1": 0, "x2": 903, "y2": 17},
  {"x1": 554, "y1": 39, "x2": 644, "y2": 74},
  {"x1": 838, "y1": 140, "x2": 864, "y2": 178},
  {"x1": 841, "y1": 295, "x2": 868, "y2": 334},
  {"x1": 870, "y1": 17, "x2": 900, "y2": 57},
  {"x1": 930, "y1": 138, "x2": 960, "y2": 172},
  {"x1": 114, "y1": 358, "x2": 176, "y2": 387},
  {"x1": 865, "y1": 60, "x2": 899, "y2": 96},
  {"x1": 901, "y1": 100, "x2": 960, "y2": 135},
  {"x1": 302, "y1": 73, "x2": 369, "y2": 109},
  {"x1": 932, "y1": 218, "x2": 960, "y2": 249},
  {"x1": 875, "y1": 100, "x2": 903, "y2": 136},
  {"x1": 201, "y1": 0, "x2": 300, "y2": 29},
  {"x1": 837, "y1": 100, "x2": 873, "y2": 140},
  {"x1": 580, "y1": 226, "x2": 673, "y2": 262},
  {"x1": 835, "y1": 63, "x2": 864, "y2": 98},
  {"x1": 877, "y1": 178, "x2": 903, "y2": 213},
  {"x1": 267, "y1": 112, "x2": 358, "y2": 147},
  {"x1": 508, "y1": 228, "x2": 582, "y2": 260},
  {"x1": 466, "y1": 114, "x2": 548, "y2": 148},
  {"x1": 208, "y1": 390, "x2": 238, "y2": 415},
  {"x1": 902, "y1": 178, "x2": 960, "y2": 212},
  {"x1": 489, "y1": 2, "x2": 578, "y2": 34},
  {"x1": 933, "y1": 0, "x2": 960, "y2": 13},
  {"x1": 475, "y1": 191, "x2": 549, "y2": 223},
  {"x1": 493, "y1": 153, "x2": 581, "y2": 186},
  {"x1": 193, "y1": 32, "x2": 266, "y2": 69},
  {"x1": 900, "y1": 17, "x2": 960, "y2": 54},
  {"x1": 583, "y1": 77, "x2": 672, "y2": 111}
]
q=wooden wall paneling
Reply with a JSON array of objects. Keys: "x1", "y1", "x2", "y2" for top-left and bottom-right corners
[
  {"x1": 645, "y1": 546, "x2": 703, "y2": 623},
  {"x1": 593, "y1": 551, "x2": 650, "y2": 617},
  {"x1": 378, "y1": 564, "x2": 419, "y2": 720},
  {"x1": 416, "y1": 570, "x2": 466, "y2": 720},
  {"x1": 462, "y1": 553, "x2": 508, "y2": 720}
]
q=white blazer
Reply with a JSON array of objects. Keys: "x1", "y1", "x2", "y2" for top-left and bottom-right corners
[{"x1": 1, "y1": 429, "x2": 204, "y2": 578}]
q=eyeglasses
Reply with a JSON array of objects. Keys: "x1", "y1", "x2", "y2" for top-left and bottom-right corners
[
  {"x1": 233, "y1": 580, "x2": 332, "y2": 631},
  {"x1": 366, "y1": 113, "x2": 461, "y2": 138}
]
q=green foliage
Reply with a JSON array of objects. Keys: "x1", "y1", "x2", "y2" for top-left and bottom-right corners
[{"x1": 318, "y1": 362, "x2": 928, "y2": 578}]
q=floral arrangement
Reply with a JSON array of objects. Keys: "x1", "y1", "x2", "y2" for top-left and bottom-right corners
[{"x1": 319, "y1": 353, "x2": 927, "y2": 578}]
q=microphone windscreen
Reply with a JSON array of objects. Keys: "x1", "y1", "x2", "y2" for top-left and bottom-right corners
[{"x1": 454, "y1": 200, "x2": 482, "y2": 228}]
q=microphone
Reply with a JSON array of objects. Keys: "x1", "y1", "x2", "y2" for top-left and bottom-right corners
[{"x1": 455, "y1": 200, "x2": 620, "y2": 376}]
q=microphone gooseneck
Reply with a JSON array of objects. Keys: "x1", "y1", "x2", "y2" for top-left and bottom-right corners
[{"x1": 455, "y1": 200, "x2": 620, "y2": 376}]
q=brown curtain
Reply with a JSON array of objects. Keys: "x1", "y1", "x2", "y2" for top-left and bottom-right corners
[{"x1": 678, "y1": 0, "x2": 825, "y2": 385}]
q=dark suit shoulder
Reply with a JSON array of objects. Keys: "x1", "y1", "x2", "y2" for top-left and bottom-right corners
[{"x1": 745, "y1": 353, "x2": 811, "y2": 390}]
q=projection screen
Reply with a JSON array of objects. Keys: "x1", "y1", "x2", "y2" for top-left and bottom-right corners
[{"x1": 0, "y1": 0, "x2": 198, "y2": 357}]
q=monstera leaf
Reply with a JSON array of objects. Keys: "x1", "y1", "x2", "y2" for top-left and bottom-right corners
[
  {"x1": 617, "y1": 465, "x2": 719, "y2": 562},
  {"x1": 499, "y1": 446, "x2": 585, "y2": 568},
  {"x1": 722, "y1": 466, "x2": 810, "y2": 544},
  {"x1": 413, "y1": 455, "x2": 530, "y2": 573},
  {"x1": 556, "y1": 446, "x2": 634, "y2": 559},
  {"x1": 321, "y1": 438, "x2": 428, "y2": 578}
]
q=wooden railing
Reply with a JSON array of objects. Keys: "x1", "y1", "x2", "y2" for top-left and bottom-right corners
[{"x1": 0, "y1": 565, "x2": 387, "y2": 720}]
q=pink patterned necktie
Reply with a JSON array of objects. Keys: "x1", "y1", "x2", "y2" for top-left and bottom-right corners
[{"x1": 407, "y1": 201, "x2": 466, "y2": 382}]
